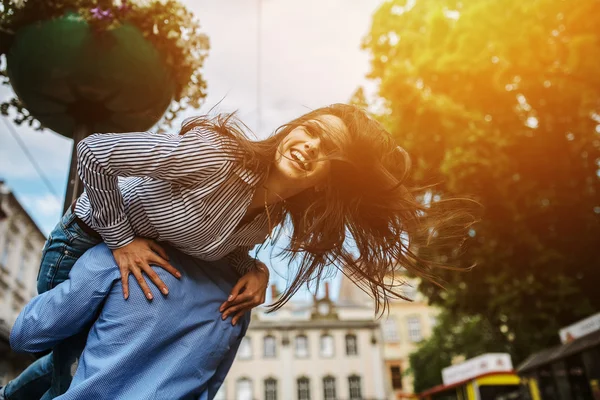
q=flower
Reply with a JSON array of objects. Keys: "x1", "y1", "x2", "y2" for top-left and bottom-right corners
[{"x1": 90, "y1": 7, "x2": 113, "y2": 20}]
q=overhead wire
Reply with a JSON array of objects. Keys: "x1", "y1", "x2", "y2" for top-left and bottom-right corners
[{"x1": 1, "y1": 117, "x2": 63, "y2": 206}]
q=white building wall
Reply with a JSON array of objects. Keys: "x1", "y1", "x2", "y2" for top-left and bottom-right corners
[
  {"x1": 222, "y1": 300, "x2": 388, "y2": 400},
  {"x1": 0, "y1": 183, "x2": 47, "y2": 385}
]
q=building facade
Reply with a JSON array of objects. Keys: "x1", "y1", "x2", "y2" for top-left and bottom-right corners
[
  {"x1": 0, "y1": 181, "x2": 47, "y2": 385},
  {"x1": 338, "y1": 271, "x2": 440, "y2": 399},
  {"x1": 219, "y1": 283, "x2": 389, "y2": 400}
]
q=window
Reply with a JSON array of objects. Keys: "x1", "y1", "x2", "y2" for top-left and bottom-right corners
[
  {"x1": 297, "y1": 377, "x2": 310, "y2": 400},
  {"x1": 345, "y1": 334, "x2": 358, "y2": 356},
  {"x1": 265, "y1": 377, "x2": 277, "y2": 400},
  {"x1": 237, "y1": 337, "x2": 252, "y2": 360},
  {"x1": 320, "y1": 334, "x2": 334, "y2": 358},
  {"x1": 0, "y1": 236, "x2": 11, "y2": 268},
  {"x1": 407, "y1": 316, "x2": 423, "y2": 342},
  {"x1": 552, "y1": 360, "x2": 572, "y2": 400},
  {"x1": 236, "y1": 378, "x2": 252, "y2": 400},
  {"x1": 17, "y1": 244, "x2": 31, "y2": 283},
  {"x1": 391, "y1": 365, "x2": 403, "y2": 389},
  {"x1": 403, "y1": 284, "x2": 418, "y2": 300},
  {"x1": 264, "y1": 335, "x2": 277, "y2": 358},
  {"x1": 430, "y1": 315, "x2": 438, "y2": 329},
  {"x1": 17, "y1": 255, "x2": 26, "y2": 282},
  {"x1": 0, "y1": 360, "x2": 8, "y2": 386},
  {"x1": 348, "y1": 375, "x2": 362, "y2": 400},
  {"x1": 295, "y1": 334, "x2": 309, "y2": 358},
  {"x1": 382, "y1": 317, "x2": 400, "y2": 342},
  {"x1": 323, "y1": 376, "x2": 336, "y2": 400}
]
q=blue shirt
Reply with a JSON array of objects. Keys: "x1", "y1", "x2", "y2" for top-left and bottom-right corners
[{"x1": 10, "y1": 244, "x2": 249, "y2": 400}]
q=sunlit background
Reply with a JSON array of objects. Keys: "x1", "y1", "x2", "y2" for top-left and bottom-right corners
[
  {"x1": 2, "y1": 0, "x2": 599, "y2": 397},
  {"x1": 0, "y1": 0, "x2": 385, "y2": 301}
]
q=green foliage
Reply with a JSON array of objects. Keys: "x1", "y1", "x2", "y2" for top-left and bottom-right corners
[
  {"x1": 362, "y1": 0, "x2": 600, "y2": 387},
  {"x1": 409, "y1": 307, "x2": 510, "y2": 393},
  {"x1": 0, "y1": 0, "x2": 209, "y2": 129}
]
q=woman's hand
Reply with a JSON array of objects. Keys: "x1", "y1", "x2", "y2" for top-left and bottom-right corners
[
  {"x1": 219, "y1": 261, "x2": 270, "y2": 325},
  {"x1": 111, "y1": 237, "x2": 181, "y2": 300}
]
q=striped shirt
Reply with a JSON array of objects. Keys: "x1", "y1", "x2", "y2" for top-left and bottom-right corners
[{"x1": 74, "y1": 127, "x2": 276, "y2": 275}]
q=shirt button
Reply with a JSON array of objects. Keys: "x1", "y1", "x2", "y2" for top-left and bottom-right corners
[{"x1": 214, "y1": 235, "x2": 222, "y2": 241}]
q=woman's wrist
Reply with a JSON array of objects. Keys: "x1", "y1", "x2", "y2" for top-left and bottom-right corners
[{"x1": 254, "y1": 261, "x2": 270, "y2": 278}]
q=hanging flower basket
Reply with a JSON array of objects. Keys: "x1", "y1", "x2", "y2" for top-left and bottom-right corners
[{"x1": 0, "y1": 0, "x2": 209, "y2": 137}]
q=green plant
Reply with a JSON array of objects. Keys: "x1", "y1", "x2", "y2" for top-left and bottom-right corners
[{"x1": 0, "y1": 0, "x2": 210, "y2": 130}]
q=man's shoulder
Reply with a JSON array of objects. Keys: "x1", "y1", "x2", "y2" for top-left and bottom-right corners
[{"x1": 75, "y1": 243, "x2": 118, "y2": 274}]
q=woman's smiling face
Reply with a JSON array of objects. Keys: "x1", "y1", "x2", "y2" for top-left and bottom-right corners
[{"x1": 273, "y1": 114, "x2": 346, "y2": 190}]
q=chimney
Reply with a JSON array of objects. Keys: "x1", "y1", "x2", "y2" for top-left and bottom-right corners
[
  {"x1": 270, "y1": 284, "x2": 278, "y2": 300},
  {"x1": 324, "y1": 282, "x2": 330, "y2": 300}
]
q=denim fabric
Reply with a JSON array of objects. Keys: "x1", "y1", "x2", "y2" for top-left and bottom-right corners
[
  {"x1": 4, "y1": 207, "x2": 100, "y2": 400},
  {"x1": 0, "y1": 354, "x2": 52, "y2": 400},
  {"x1": 36, "y1": 207, "x2": 101, "y2": 294}
]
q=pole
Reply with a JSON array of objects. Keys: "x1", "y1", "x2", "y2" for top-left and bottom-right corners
[{"x1": 62, "y1": 123, "x2": 91, "y2": 214}]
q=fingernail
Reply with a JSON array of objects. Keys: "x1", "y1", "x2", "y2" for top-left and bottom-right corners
[
  {"x1": 228, "y1": 295, "x2": 233, "y2": 301},
  {"x1": 176, "y1": 272, "x2": 181, "y2": 278},
  {"x1": 162, "y1": 288, "x2": 169, "y2": 295},
  {"x1": 147, "y1": 293, "x2": 153, "y2": 300}
]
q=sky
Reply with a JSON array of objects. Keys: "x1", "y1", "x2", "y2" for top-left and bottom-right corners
[{"x1": 0, "y1": 0, "x2": 385, "y2": 301}]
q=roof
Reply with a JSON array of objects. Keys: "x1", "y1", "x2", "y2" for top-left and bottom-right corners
[
  {"x1": 0, "y1": 183, "x2": 47, "y2": 238},
  {"x1": 517, "y1": 329, "x2": 600, "y2": 372},
  {"x1": 248, "y1": 319, "x2": 379, "y2": 330}
]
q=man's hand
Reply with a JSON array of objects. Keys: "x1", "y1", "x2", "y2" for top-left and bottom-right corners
[
  {"x1": 111, "y1": 237, "x2": 181, "y2": 300},
  {"x1": 219, "y1": 261, "x2": 270, "y2": 325}
]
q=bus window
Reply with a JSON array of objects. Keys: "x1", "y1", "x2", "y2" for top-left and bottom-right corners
[
  {"x1": 478, "y1": 385, "x2": 521, "y2": 400},
  {"x1": 457, "y1": 384, "x2": 468, "y2": 400},
  {"x1": 552, "y1": 360, "x2": 572, "y2": 400},
  {"x1": 538, "y1": 366, "x2": 560, "y2": 400},
  {"x1": 431, "y1": 389, "x2": 459, "y2": 400},
  {"x1": 518, "y1": 377, "x2": 533, "y2": 400},
  {"x1": 582, "y1": 347, "x2": 600, "y2": 400}
]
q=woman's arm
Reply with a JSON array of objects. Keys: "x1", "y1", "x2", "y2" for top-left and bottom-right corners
[
  {"x1": 221, "y1": 246, "x2": 270, "y2": 325},
  {"x1": 77, "y1": 129, "x2": 232, "y2": 249},
  {"x1": 77, "y1": 128, "x2": 231, "y2": 299},
  {"x1": 224, "y1": 245, "x2": 262, "y2": 276}
]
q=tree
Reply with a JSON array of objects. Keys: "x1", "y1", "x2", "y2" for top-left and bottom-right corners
[
  {"x1": 409, "y1": 305, "x2": 509, "y2": 393},
  {"x1": 362, "y1": 0, "x2": 600, "y2": 377}
]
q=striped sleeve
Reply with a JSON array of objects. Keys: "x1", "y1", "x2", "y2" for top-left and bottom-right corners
[
  {"x1": 224, "y1": 246, "x2": 265, "y2": 276},
  {"x1": 76, "y1": 129, "x2": 231, "y2": 249}
]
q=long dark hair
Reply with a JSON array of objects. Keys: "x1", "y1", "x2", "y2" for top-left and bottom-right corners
[{"x1": 181, "y1": 104, "x2": 478, "y2": 315}]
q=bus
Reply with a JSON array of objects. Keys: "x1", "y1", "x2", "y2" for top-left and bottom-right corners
[
  {"x1": 517, "y1": 313, "x2": 600, "y2": 400},
  {"x1": 417, "y1": 353, "x2": 522, "y2": 400}
]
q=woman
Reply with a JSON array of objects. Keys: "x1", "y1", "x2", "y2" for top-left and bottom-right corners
[{"x1": 4, "y1": 103, "x2": 474, "y2": 399}]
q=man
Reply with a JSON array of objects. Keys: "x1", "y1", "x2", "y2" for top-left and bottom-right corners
[{"x1": 5, "y1": 243, "x2": 249, "y2": 400}]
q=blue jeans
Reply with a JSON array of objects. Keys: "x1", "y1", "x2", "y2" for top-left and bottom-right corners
[{"x1": 3, "y1": 207, "x2": 101, "y2": 400}]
